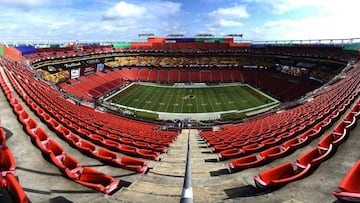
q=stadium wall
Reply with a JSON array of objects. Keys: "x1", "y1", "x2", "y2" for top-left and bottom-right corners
[{"x1": 3, "y1": 46, "x2": 21, "y2": 62}]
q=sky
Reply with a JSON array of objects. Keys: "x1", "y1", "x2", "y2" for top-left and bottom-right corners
[{"x1": 0, "y1": 0, "x2": 359, "y2": 42}]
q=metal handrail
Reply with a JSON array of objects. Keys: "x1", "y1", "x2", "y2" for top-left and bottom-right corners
[{"x1": 180, "y1": 124, "x2": 193, "y2": 203}]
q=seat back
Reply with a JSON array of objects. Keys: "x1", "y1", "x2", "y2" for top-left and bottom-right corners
[
  {"x1": 98, "y1": 148, "x2": 117, "y2": 159},
  {"x1": 259, "y1": 162, "x2": 294, "y2": 183},
  {"x1": 338, "y1": 161, "x2": 360, "y2": 193},
  {"x1": 64, "y1": 155, "x2": 81, "y2": 171},
  {"x1": 79, "y1": 167, "x2": 112, "y2": 185},
  {"x1": 6, "y1": 174, "x2": 29, "y2": 203},
  {"x1": 0, "y1": 147, "x2": 16, "y2": 171},
  {"x1": 296, "y1": 147, "x2": 320, "y2": 166},
  {"x1": 47, "y1": 140, "x2": 65, "y2": 156}
]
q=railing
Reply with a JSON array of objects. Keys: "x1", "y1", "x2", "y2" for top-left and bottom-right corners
[{"x1": 180, "y1": 123, "x2": 193, "y2": 203}]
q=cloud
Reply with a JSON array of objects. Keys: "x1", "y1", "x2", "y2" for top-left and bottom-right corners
[
  {"x1": 208, "y1": 5, "x2": 249, "y2": 19},
  {"x1": 203, "y1": 5, "x2": 248, "y2": 35},
  {"x1": 103, "y1": 0, "x2": 181, "y2": 20},
  {"x1": 0, "y1": 0, "x2": 50, "y2": 9},
  {"x1": 218, "y1": 19, "x2": 244, "y2": 27},
  {"x1": 244, "y1": 0, "x2": 360, "y2": 14},
  {"x1": 253, "y1": 14, "x2": 358, "y2": 41},
  {"x1": 103, "y1": 1, "x2": 146, "y2": 20}
]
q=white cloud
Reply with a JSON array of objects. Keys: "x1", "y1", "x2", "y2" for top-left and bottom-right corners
[
  {"x1": 103, "y1": 1, "x2": 146, "y2": 19},
  {"x1": 241, "y1": 0, "x2": 360, "y2": 40},
  {"x1": 103, "y1": 0, "x2": 181, "y2": 20},
  {"x1": 0, "y1": 0, "x2": 50, "y2": 9},
  {"x1": 218, "y1": 19, "x2": 244, "y2": 27},
  {"x1": 253, "y1": 14, "x2": 358, "y2": 41},
  {"x1": 244, "y1": 0, "x2": 360, "y2": 14},
  {"x1": 204, "y1": 5, "x2": 248, "y2": 35},
  {"x1": 208, "y1": 5, "x2": 249, "y2": 19}
]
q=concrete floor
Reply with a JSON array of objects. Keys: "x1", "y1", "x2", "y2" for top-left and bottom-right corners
[{"x1": 1, "y1": 68, "x2": 359, "y2": 202}]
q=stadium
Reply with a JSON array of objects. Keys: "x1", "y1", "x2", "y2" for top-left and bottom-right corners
[{"x1": 1, "y1": 1, "x2": 360, "y2": 203}]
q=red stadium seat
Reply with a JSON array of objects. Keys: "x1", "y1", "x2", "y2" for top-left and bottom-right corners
[
  {"x1": 48, "y1": 141, "x2": 66, "y2": 164},
  {"x1": 34, "y1": 128, "x2": 50, "y2": 149},
  {"x1": 118, "y1": 156, "x2": 148, "y2": 173},
  {"x1": 104, "y1": 139, "x2": 121, "y2": 151},
  {"x1": 63, "y1": 155, "x2": 82, "y2": 179},
  {"x1": 212, "y1": 144, "x2": 232, "y2": 152},
  {"x1": 229, "y1": 154, "x2": 265, "y2": 172},
  {"x1": 0, "y1": 147, "x2": 16, "y2": 176},
  {"x1": 25, "y1": 118, "x2": 38, "y2": 139},
  {"x1": 65, "y1": 133, "x2": 81, "y2": 148},
  {"x1": 75, "y1": 167, "x2": 120, "y2": 194},
  {"x1": 259, "y1": 145, "x2": 289, "y2": 161},
  {"x1": 89, "y1": 134, "x2": 105, "y2": 145},
  {"x1": 0, "y1": 128, "x2": 6, "y2": 147},
  {"x1": 18, "y1": 110, "x2": 30, "y2": 126},
  {"x1": 254, "y1": 162, "x2": 311, "y2": 189},
  {"x1": 119, "y1": 144, "x2": 137, "y2": 156},
  {"x1": 242, "y1": 143, "x2": 264, "y2": 154},
  {"x1": 150, "y1": 144, "x2": 168, "y2": 153},
  {"x1": 295, "y1": 146, "x2": 333, "y2": 168},
  {"x1": 282, "y1": 136, "x2": 309, "y2": 151},
  {"x1": 77, "y1": 140, "x2": 97, "y2": 156},
  {"x1": 4, "y1": 174, "x2": 29, "y2": 203},
  {"x1": 333, "y1": 161, "x2": 360, "y2": 202},
  {"x1": 332, "y1": 121, "x2": 349, "y2": 146},
  {"x1": 56, "y1": 125, "x2": 72, "y2": 139},
  {"x1": 343, "y1": 112, "x2": 357, "y2": 130},
  {"x1": 94, "y1": 148, "x2": 118, "y2": 164},
  {"x1": 137, "y1": 149, "x2": 160, "y2": 161},
  {"x1": 218, "y1": 148, "x2": 243, "y2": 161}
]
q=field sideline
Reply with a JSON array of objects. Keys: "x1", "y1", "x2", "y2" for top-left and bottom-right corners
[{"x1": 106, "y1": 83, "x2": 277, "y2": 114}]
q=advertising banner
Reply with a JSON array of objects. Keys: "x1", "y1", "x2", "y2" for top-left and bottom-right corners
[
  {"x1": 0, "y1": 45, "x2": 4, "y2": 55},
  {"x1": 80, "y1": 65, "x2": 96, "y2": 76},
  {"x1": 71, "y1": 68, "x2": 81, "y2": 79}
]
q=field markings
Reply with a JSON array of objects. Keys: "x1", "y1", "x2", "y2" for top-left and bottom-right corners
[
  {"x1": 110, "y1": 83, "x2": 275, "y2": 114},
  {"x1": 197, "y1": 88, "x2": 206, "y2": 112},
  {"x1": 163, "y1": 88, "x2": 173, "y2": 112},
  {"x1": 148, "y1": 86, "x2": 161, "y2": 111},
  {"x1": 192, "y1": 88, "x2": 197, "y2": 113},
  {"x1": 141, "y1": 86, "x2": 156, "y2": 110},
  {"x1": 211, "y1": 87, "x2": 226, "y2": 112},
  {"x1": 203, "y1": 88, "x2": 215, "y2": 112},
  {"x1": 115, "y1": 84, "x2": 141, "y2": 108},
  {"x1": 227, "y1": 86, "x2": 242, "y2": 110}
]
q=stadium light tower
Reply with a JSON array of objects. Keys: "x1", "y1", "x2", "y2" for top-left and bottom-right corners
[
  {"x1": 138, "y1": 33, "x2": 155, "y2": 42},
  {"x1": 166, "y1": 34, "x2": 185, "y2": 38},
  {"x1": 195, "y1": 33, "x2": 214, "y2": 37},
  {"x1": 225, "y1": 34, "x2": 243, "y2": 43},
  {"x1": 225, "y1": 34, "x2": 243, "y2": 38}
]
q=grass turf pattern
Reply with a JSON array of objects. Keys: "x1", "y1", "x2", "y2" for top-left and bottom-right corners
[{"x1": 110, "y1": 83, "x2": 274, "y2": 113}]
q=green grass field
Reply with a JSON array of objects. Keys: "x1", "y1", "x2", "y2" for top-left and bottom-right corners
[{"x1": 107, "y1": 83, "x2": 276, "y2": 114}]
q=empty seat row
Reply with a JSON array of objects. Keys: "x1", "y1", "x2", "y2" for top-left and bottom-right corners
[
  {"x1": 2, "y1": 59, "x2": 177, "y2": 157},
  {"x1": 6, "y1": 95, "x2": 122, "y2": 194},
  {"x1": 253, "y1": 99, "x2": 359, "y2": 189},
  {"x1": 201, "y1": 68, "x2": 360, "y2": 158}
]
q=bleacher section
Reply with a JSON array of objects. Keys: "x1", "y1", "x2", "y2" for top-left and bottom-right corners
[
  {"x1": 1, "y1": 38, "x2": 359, "y2": 202},
  {"x1": 0, "y1": 57, "x2": 181, "y2": 196},
  {"x1": 58, "y1": 69, "x2": 127, "y2": 101},
  {"x1": 201, "y1": 65, "x2": 359, "y2": 162}
]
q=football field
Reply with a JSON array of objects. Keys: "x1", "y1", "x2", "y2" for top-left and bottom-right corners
[{"x1": 108, "y1": 83, "x2": 277, "y2": 113}]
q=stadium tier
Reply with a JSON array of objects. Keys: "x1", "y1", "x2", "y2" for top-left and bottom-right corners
[{"x1": 0, "y1": 38, "x2": 360, "y2": 202}]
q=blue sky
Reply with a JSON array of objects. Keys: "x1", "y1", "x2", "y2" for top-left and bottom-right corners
[{"x1": 0, "y1": 0, "x2": 358, "y2": 42}]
